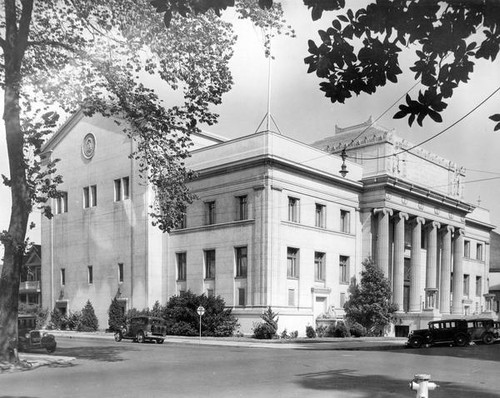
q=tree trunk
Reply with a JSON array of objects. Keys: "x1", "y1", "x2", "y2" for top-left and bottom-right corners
[{"x1": 0, "y1": 0, "x2": 33, "y2": 362}]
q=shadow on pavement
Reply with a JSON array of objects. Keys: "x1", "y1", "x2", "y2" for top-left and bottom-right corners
[
  {"x1": 295, "y1": 368, "x2": 499, "y2": 398},
  {"x1": 0, "y1": 396, "x2": 38, "y2": 398},
  {"x1": 54, "y1": 344, "x2": 137, "y2": 362}
]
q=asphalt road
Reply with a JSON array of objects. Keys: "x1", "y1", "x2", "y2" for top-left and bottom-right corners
[{"x1": 2, "y1": 337, "x2": 500, "y2": 398}]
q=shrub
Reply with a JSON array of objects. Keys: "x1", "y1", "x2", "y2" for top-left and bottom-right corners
[
  {"x1": 315, "y1": 325, "x2": 327, "y2": 338},
  {"x1": 280, "y1": 329, "x2": 289, "y2": 339},
  {"x1": 306, "y1": 325, "x2": 316, "y2": 338},
  {"x1": 67, "y1": 311, "x2": 82, "y2": 330},
  {"x1": 80, "y1": 300, "x2": 99, "y2": 332},
  {"x1": 163, "y1": 291, "x2": 239, "y2": 337},
  {"x1": 252, "y1": 307, "x2": 279, "y2": 340},
  {"x1": 108, "y1": 297, "x2": 126, "y2": 332},
  {"x1": 289, "y1": 330, "x2": 298, "y2": 339},
  {"x1": 253, "y1": 322, "x2": 277, "y2": 339},
  {"x1": 48, "y1": 308, "x2": 68, "y2": 330},
  {"x1": 333, "y1": 322, "x2": 350, "y2": 338},
  {"x1": 349, "y1": 322, "x2": 367, "y2": 337}
]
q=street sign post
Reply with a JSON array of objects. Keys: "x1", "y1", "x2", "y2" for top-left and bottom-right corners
[{"x1": 197, "y1": 306, "x2": 205, "y2": 344}]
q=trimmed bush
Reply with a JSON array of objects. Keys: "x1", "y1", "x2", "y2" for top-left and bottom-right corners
[
  {"x1": 349, "y1": 322, "x2": 367, "y2": 337},
  {"x1": 48, "y1": 308, "x2": 68, "y2": 330},
  {"x1": 306, "y1": 325, "x2": 316, "y2": 338},
  {"x1": 108, "y1": 297, "x2": 126, "y2": 332},
  {"x1": 315, "y1": 325, "x2": 327, "y2": 338},
  {"x1": 80, "y1": 300, "x2": 99, "y2": 332},
  {"x1": 333, "y1": 322, "x2": 350, "y2": 338},
  {"x1": 253, "y1": 322, "x2": 277, "y2": 339},
  {"x1": 67, "y1": 311, "x2": 82, "y2": 330}
]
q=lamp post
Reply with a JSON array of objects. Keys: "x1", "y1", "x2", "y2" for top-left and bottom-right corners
[{"x1": 197, "y1": 306, "x2": 205, "y2": 344}]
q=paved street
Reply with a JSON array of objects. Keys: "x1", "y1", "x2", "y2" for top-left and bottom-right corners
[{"x1": 2, "y1": 337, "x2": 500, "y2": 398}]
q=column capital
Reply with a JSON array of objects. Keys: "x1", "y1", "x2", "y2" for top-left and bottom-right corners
[
  {"x1": 394, "y1": 211, "x2": 409, "y2": 221},
  {"x1": 454, "y1": 228, "x2": 465, "y2": 238},
  {"x1": 427, "y1": 221, "x2": 441, "y2": 230},
  {"x1": 410, "y1": 216, "x2": 425, "y2": 226},
  {"x1": 373, "y1": 208, "x2": 393, "y2": 217},
  {"x1": 441, "y1": 225, "x2": 455, "y2": 234}
]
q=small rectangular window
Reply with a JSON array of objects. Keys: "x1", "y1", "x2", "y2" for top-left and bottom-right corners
[
  {"x1": 61, "y1": 268, "x2": 66, "y2": 286},
  {"x1": 236, "y1": 247, "x2": 248, "y2": 278},
  {"x1": 114, "y1": 179, "x2": 122, "y2": 201},
  {"x1": 83, "y1": 187, "x2": 90, "y2": 208},
  {"x1": 288, "y1": 289, "x2": 295, "y2": 306},
  {"x1": 238, "y1": 288, "x2": 245, "y2": 306},
  {"x1": 205, "y1": 201, "x2": 216, "y2": 225},
  {"x1": 315, "y1": 204, "x2": 326, "y2": 228},
  {"x1": 476, "y1": 276, "x2": 482, "y2": 297},
  {"x1": 288, "y1": 197, "x2": 300, "y2": 222},
  {"x1": 340, "y1": 210, "x2": 350, "y2": 233},
  {"x1": 205, "y1": 249, "x2": 216, "y2": 279},
  {"x1": 118, "y1": 263, "x2": 124, "y2": 283},
  {"x1": 122, "y1": 177, "x2": 130, "y2": 200},
  {"x1": 177, "y1": 252, "x2": 187, "y2": 281},
  {"x1": 287, "y1": 247, "x2": 299, "y2": 278},
  {"x1": 314, "y1": 252, "x2": 325, "y2": 282},
  {"x1": 88, "y1": 265, "x2": 93, "y2": 284},
  {"x1": 236, "y1": 195, "x2": 248, "y2": 221},
  {"x1": 339, "y1": 255, "x2": 349, "y2": 284},
  {"x1": 84, "y1": 185, "x2": 97, "y2": 207},
  {"x1": 476, "y1": 243, "x2": 483, "y2": 261},
  {"x1": 463, "y1": 274, "x2": 470, "y2": 296},
  {"x1": 207, "y1": 289, "x2": 214, "y2": 297},
  {"x1": 464, "y1": 240, "x2": 470, "y2": 258},
  {"x1": 91, "y1": 185, "x2": 97, "y2": 207},
  {"x1": 56, "y1": 192, "x2": 68, "y2": 214}
]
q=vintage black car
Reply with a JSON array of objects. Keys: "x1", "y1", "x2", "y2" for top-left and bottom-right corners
[
  {"x1": 407, "y1": 319, "x2": 470, "y2": 348},
  {"x1": 114, "y1": 316, "x2": 167, "y2": 344},
  {"x1": 466, "y1": 318, "x2": 496, "y2": 345},
  {"x1": 18, "y1": 314, "x2": 57, "y2": 353}
]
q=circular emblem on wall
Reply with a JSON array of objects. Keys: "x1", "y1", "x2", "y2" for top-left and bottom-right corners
[{"x1": 82, "y1": 133, "x2": 96, "y2": 159}]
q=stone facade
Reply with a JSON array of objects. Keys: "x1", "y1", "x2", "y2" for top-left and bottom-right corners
[{"x1": 40, "y1": 113, "x2": 496, "y2": 334}]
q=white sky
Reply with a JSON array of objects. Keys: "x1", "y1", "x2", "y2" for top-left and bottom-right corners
[{"x1": 1, "y1": 2, "x2": 500, "y2": 250}]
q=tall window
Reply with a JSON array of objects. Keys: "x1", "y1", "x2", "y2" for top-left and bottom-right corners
[
  {"x1": 114, "y1": 177, "x2": 130, "y2": 201},
  {"x1": 55, "y1": 192, "x2": 68, "y2": 214},
  {"x1": 83, "y1": 185, "x2": 97, "y2": 208},
  {"x1": 287, "y1": 247, "x2": 299, "y2": 278},
  {"x1": 476, "y1": 243, "x2": 483, "y2": 261},
  {"x1": 235, "y1": 247, "x2": 248, "y2": 278},
  {"x1": 463, "y1": 274, "x2": 470, "y2": 297},
  {"x1": 476, "y1": 276, "x2": 482, "y2": 297},
  {"x1": 236, "y1": 195, "x2": 248, "y2": 220},
  {"x1": 88, "y1": 266, "x2": 93, "y2": 284},
  {"x1": 118, "y1": 263, "x2": 124, "y2": 283},
  {"x1": 340, "y1": 210, "x2": 350, "y2": 233},
  {"x1": 177, "y1": 252, "x2": 187, "y2": 281},
  {"x1": 464, "y1": 240, "x2": 471, "y2": 258},
  {"x1": 339, "y1": 255, "x2": 349, "y2": 284},
  {"x1": 238, "y1": 288, "x2": 245, "y2": 306},
  {"x1": 207, "y1": 289, "x2": 214, "y2": 297},
  {"x1": 314, "y1": 252, "x2": 325, "y2": 282},
  {"x1": 340, "y1": 292, "x2": 346, "y2": 307},
  {"x1": 205, "y1": 201, "x2": 216, "y2": 225},
  {"x1": 315, "y1": 204, "x2": 326, "y2": 228},
  {"x1": 60, "y1": 268, "x2": 66, "y2": 286},
  {"x1": 288, "y1": 197, "x2": 300, "y2": 222},
  {"x1": 204, "y1": 250, "x2": 216, "y2": 279}
]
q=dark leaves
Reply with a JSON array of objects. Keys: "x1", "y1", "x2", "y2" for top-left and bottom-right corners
[{"x1": 489, "y1": 114, "x2": 500, "y2": 131}]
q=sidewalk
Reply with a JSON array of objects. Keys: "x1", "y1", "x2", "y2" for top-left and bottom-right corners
[{"x1": 50, "y1": 330, "x2": 407, "y2": 350}]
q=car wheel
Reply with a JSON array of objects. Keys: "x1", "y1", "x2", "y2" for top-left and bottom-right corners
[
  {"x1": 46, "y1": 344, "x2": 56, "y2": 353},
  {"x1": 136, "y1": 331, "x2": 145, "y2": 343},
  {"x1": 482, "y1": 333, "x2": 494, "y2": 345},
  {"x1": 408, "y1": 336, "x2": 422, "y2": 348},
  {"x1": 157, "y1": 339, "x2": 164, "y2": 344},
  {"x1": 455, "y1": 334, "x2": 469, "y2": 347},
  {"x1": 114, "y1": 332, "x2": 123, "y2": 342}
]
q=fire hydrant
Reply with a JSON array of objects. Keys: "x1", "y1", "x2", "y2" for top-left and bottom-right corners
[{"x1": 409, "y1": 374, "x2": 439, "y2": 398}]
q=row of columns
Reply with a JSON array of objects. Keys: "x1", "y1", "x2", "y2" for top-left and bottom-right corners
[{"x1": 374, "y1": 208, "x2": 464, "y2": 315}]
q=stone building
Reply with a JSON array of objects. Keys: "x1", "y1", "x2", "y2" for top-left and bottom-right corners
[{"x1": 40, "y1": 113, "x2": 496, "y2": 334}]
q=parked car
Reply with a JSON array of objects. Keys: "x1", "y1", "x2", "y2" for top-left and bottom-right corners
[
  {"x1": 466, "y1": 318, "x2": 496, "y2": 344},
  {"x1": 114, "y1": 316, "x2": 167, "y2": 344},
  {"x1": 407, "y1": 319, "x2": 470, "y2": 348},
  {"x1": 18, "y1": 314, "x2": 57, "y2": 353}
]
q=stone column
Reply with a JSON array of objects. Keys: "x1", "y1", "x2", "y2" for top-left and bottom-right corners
[
  {"x1": 425, "y1": 221, "x2": 440, "y2": 310},
  {"x1": 373, "y1": 208, "x2": 393, "y2": 277},
  {"x1": 409, "y1": 217, "x2": 425, "y2": 312},
  {"x1": 439, "y1": 226, "x2": 454, "y2": 314},
  {"x1": 452, "y1": 228, "x2": 465, "y2": 315},
  {"x1": 393, "y1": 212, "x2": 408, "y2": 312}
]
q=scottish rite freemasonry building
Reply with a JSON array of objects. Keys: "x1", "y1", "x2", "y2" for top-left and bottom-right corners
[{"x1": 41, "y1": 112, "x2": 496, "y2": 335}]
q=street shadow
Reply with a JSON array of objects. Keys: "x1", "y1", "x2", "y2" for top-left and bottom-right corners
[
  {"x1": 54, "y1": 344, "x2": 137, "y2": 362},
  {"x1": 295, "y1": 368, "x2": 499, "y2": 398},
  {"x1": 0, "y1": 396, "x2": 39, "y2": 398}
]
